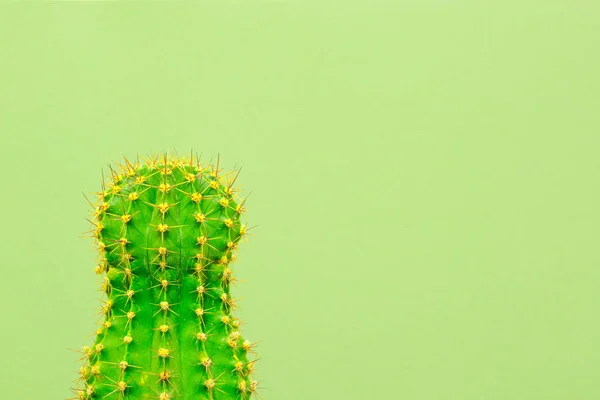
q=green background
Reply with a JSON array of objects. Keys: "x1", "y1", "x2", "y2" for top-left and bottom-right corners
[{"x1": 1, "y1": 1, "x2": 599, "y2": 399}]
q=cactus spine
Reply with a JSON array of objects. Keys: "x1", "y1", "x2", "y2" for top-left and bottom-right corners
[{"x1": 72, "y1": 153, "x2": 259, "y2": 400}]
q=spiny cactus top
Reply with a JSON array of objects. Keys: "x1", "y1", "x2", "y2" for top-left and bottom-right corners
[{"x1": 72, "y1": 153, "x2": 259, "y2": 400}]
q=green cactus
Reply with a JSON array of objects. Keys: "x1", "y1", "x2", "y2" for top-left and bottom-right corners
[{"x1": 72, "y1": 153, "x2": 259, "y2": 400}]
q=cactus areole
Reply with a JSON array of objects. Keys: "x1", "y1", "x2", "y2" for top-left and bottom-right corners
[{"x1": 73, "y1": 153, "x2": 259, "y2": 400}]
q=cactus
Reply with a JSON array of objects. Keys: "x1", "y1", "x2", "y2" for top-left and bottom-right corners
[{"x1": 71, "y1": 153, "x2": 259, "y2": 400}]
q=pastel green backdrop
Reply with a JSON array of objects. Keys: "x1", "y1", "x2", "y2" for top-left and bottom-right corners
[{"x1": 0, "y1": 2, "x2": 599, "y2": 399}]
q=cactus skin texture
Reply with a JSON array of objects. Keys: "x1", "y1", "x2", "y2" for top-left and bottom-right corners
[{"x1": 72, "y1": 153, "x2": 259, "y2": 400}]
